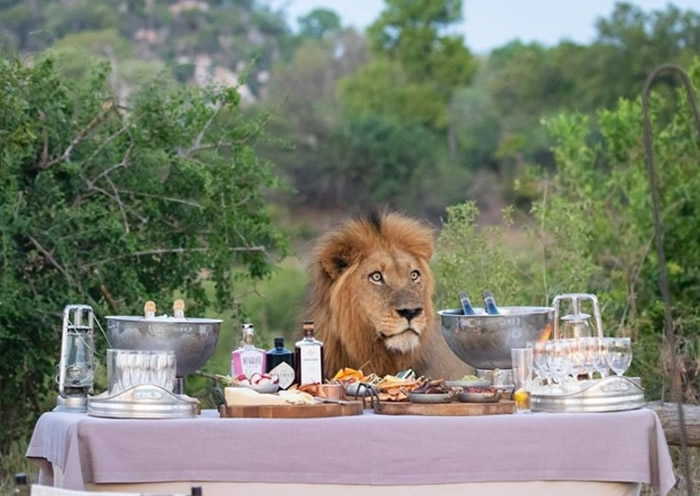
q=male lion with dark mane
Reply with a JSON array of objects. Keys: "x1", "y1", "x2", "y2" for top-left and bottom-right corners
[{"x1": 306, "y1": 211, "x2": 472, "y2": 379}]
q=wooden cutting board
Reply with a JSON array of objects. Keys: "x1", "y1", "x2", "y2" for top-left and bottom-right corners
[
  {"x1": 374, "y1": 400, "x2": 515, "y2": 416},
  {"x1": 220, "y1": 401, "x2": 364, "y2": 419}
]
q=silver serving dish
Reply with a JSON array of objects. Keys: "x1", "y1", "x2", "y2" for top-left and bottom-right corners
[
  {"x1": 88, "y1": 384, "x2": 198, "y2": 419},
  {"x1": 105, "y1": 316, "x2": 222, "y2": 378},
  {"x1": 439, "y1": 307, "x2": 554, "y2": 369},
  {"x1": 531, "y1": 376, "x2": 644, "y2": 413}
]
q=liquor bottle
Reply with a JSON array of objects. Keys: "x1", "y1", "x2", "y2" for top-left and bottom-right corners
[
  {"x1": 144, "y1": 301, "x2": 156, "y2": 319},
  {"x1": 294, "y1": 321, "x2": 324, "y2": 385},
  {"x1": 482, "y1": 290, "x2": 500, "y2": 315},
  {"x1": 173, "y1": 299, "x2": 185, "y2": 319},
  {"x1": 458, "y1": 291, "x2": 476, "y2": 315},
  {"x1": 14, "y1": 473, "x2": 29, "y2": 496},
  {"x1": 231, "y1": 323, "x2": 267, "y2": 378},
  {"x1": 266, "y1": 337, "x2": 295, "y2": 389}
]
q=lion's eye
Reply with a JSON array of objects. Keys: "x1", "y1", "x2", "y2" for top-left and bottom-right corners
[
  {"x1": 369, "y1": 271, "x2": 384, "y2": 284},
  {"x1": 410, "y1": 270, "x2": 421, "y2": 281}
]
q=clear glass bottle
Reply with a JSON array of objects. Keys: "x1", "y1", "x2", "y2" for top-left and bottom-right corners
[
  {"x1": 458, "y1": 291, "x2": 476, "y2": 315},
  {"x1": 266, "y1": 337, "x2": 295, "y2": 389},
  {"x1": 294, "y1": 321, "x2": 324, "y2": 385},
  {"x1": 231, "y1": 323, "x2": 267, "y2": 378},
  {"x1": 482, "y1": 290, "x2": 500, "y2": 315}
]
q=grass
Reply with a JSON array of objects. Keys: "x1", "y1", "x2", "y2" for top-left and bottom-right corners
[{"x1": 0, "y1": 438, "x2": 34, "y2": 496}]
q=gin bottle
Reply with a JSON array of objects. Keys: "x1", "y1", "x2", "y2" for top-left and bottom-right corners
[
  {"x1": 231, "y1": 323, "x2": 267, "y2": 378},
  {"x1": 266, "y1": 337, "x2": 295, "y2": 389},
  {"x1": 294, "y1": 321, "x2": 324, "y2": 385}
]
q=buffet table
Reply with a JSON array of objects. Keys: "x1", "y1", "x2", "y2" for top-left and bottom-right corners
[{"x1": 27, "y1": 408, "x2": 676, "y2": 496}]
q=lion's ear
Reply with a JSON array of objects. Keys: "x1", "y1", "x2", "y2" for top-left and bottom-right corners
[{"x1": 319, "y1": 239, "x2": 359, "y2": 280}]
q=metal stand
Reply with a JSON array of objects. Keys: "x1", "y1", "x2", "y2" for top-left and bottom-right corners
[
  {"x1": 54, "y1": 395, "x2": 88, "y2": 413},
  {"x1": 174, "y1": 377, "x2": 185, "y2": 395}
]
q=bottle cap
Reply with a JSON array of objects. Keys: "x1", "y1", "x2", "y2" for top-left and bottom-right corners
[
  {"x1": 302, "y1": 320, "x2": 314, "y2": 336},
  {"x1": 190, "y1": 486, "x2": 202, "y2": 496},
  {"x1": 274, "y1": 337, "x2": 284, "y2": 348},
  {"x1": 173, "y1": 299, "x2": 185, "y2": 312},
  {"x1": 15, "y1": 473, "x2": 28, "y2": 486},
  {"x1": 482, "y1": 290, "x2": 494, "y2": 299}
]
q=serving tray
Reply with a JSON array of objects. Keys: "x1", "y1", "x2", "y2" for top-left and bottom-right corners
[
  {"x1": 219, "y1": 401, "x2": 364, "y2": 419},
  {"x1": 374, "y1": 400, "x2": 514, "y2": 416}
]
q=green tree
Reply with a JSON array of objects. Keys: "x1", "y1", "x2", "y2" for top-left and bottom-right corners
[
  {"x1": 297, "y1": 8, "x2": 341, "y2": 40},
  {"x1": 0, "y1": 55, "x2": 287, "y2": 450},
  {"x1": 367, "y1": 0, "x2": 474, "y2": 95}
]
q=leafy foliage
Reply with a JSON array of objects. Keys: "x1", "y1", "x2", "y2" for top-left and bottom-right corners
[
  {"x1": 435, "y1": 59, "x2": 700, "y2": 401},
  {"x1": 0, "y1": 55, "x2": 286, "y2": 450}
]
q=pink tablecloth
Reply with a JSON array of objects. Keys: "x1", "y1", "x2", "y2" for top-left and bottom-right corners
[{"x1": 27, "y1": 408, "x2": 676, "y2": 494}]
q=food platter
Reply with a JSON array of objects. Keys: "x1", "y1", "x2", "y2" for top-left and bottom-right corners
[{"x1": 374, "y1": 400, "x2": 514, "y2": 416}]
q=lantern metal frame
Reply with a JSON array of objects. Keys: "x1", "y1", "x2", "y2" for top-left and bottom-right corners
[{"x1": 55, "y1": 304, "x2": 95, "y2": 413}]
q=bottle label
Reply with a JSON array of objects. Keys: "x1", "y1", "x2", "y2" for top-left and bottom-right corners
[
  {"x1": 300, "y1": 346, "x2": 322, "y2": 384},
  {"x1": 270, "y1": 361, "x2": 295, "y2": 389},
  {"x1": 232, "y1": 350, "x2": 265, "y2": 378}
]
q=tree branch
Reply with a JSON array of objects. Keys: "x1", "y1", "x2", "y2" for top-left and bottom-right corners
[
  {"x1": 27, "y1": 235, "x2": 81, "y2": 292},
  {"x1": 40, "y1": 100, "x2": 116, "y2": 169},
  {"x1": 80, "y1": 246, "x2": 267, "y2": 270}
]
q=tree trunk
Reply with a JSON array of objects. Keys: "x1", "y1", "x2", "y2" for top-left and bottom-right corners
[{"x1": 647, "y1": 402, "x2": 700, "y2": 447}]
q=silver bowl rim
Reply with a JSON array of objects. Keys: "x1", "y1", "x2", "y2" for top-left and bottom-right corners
[
  {"x1": 105, "y1": 315, "x2": 223, "y2": 324},
  {"x1": 438, "y1": 306, "x2": 554, "y2": 318}
]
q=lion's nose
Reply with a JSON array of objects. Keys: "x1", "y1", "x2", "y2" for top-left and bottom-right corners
[{"x1": 397, "y1": 307, "x2": 423, "y2": 321}]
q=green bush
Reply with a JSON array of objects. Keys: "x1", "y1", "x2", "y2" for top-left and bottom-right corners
[{"x1": 0, "y1": 54, "x2": 287, "y2": 451}]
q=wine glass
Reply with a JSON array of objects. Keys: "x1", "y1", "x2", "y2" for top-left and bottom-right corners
[
  {"x1": 531, "y1": 341, "x2": 550, "y2": 389},
  {"x1": 606, "y1": 337, "x2": 632, "y2": 376},
  {"x1": 591, "y1": 337, "x2": 611, "y2": 378},
  {"x1": 545, "y1": 340, "x2": 571, "y2": 392}
]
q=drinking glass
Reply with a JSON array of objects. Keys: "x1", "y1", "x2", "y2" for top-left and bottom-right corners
[
  {"x1": 591, "y1": 337, "x2": 610, "y2": 378},
  {"x1": 511, "y1": 348, "x2": 534, "y2": 413},
  {"x1": 606, "y1": 337, "x2": 632, "y2": 376},
  {"x1": 545, "y1": 340, "x2": 571, "y2": 392},
  {"x1": 530, "y1": 341, "x2": 550, "y2": 388}
]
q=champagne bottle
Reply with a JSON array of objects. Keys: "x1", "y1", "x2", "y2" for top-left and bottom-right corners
[
  {"x1": 173, "y1": 299, "x2": 185, "y2": 319},
  {"x1": 458, "y1": 291, "x2": 476, "y2": 315},
  {"x1": 482, "y1": 290, "x2": 500, "y2": 315},
  {"x1": 144, "y1": 301, "x2": 156, "y2": 319}
]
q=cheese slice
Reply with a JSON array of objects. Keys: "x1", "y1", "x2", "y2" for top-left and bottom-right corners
[{"x1": 224, "y1": 387, "x2": 286, "y2": 406}]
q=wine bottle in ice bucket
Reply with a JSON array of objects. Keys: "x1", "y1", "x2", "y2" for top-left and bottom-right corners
[
  {"x1": 482, "y1": 290, "x2": 501, "y2": 315},
  {"x1": 458, "y1": 291, "x2": 476, "y2": 315}
]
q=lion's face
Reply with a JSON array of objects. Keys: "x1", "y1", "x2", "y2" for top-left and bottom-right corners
[
  {"x1": 308, "y1": 212, "x2": 437, "y2": 376},
  {"x1": 352, "y1": 249, "x2": 429, "y2": 354}
]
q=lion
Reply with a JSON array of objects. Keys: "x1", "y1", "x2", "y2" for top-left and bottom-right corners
[{"x1": 305, "y1": 211, "x2": 472, "y2": 379}]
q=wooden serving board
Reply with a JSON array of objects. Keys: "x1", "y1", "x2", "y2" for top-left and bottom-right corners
[
  {"x1": 374, "y1": 400, "x2": 515, "y2": 416},
  {"x1": 219, "y1": 401, "x2": 364, "y2": 419}
]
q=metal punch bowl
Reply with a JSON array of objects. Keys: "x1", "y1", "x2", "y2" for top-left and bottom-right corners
[
  {"x1": 105, "y1": 316, "x2": 222, "y2": 377},
  {"x1": 439, "y1": 307, "x2": 554, "y2": 369}
]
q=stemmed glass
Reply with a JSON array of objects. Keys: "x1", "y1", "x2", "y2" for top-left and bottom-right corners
[
  {"x1": 545, "y1": 340, "x2": 571, "y2": 392},
  {"x1": 530, "y1": 341, "x2": 550, "y2": 390},
  {"x1": 606, "y1": 337, "x2": 632, "y2": 376}
]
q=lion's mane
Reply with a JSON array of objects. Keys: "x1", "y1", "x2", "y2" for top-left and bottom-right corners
[{"x1": 305, "y1": 212, "x2": 467, "y2": 378}]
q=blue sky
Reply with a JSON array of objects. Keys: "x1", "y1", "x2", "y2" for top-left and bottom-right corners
[{"x1": 269, "y1": 0, "x2": 700, "y2": 54}]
